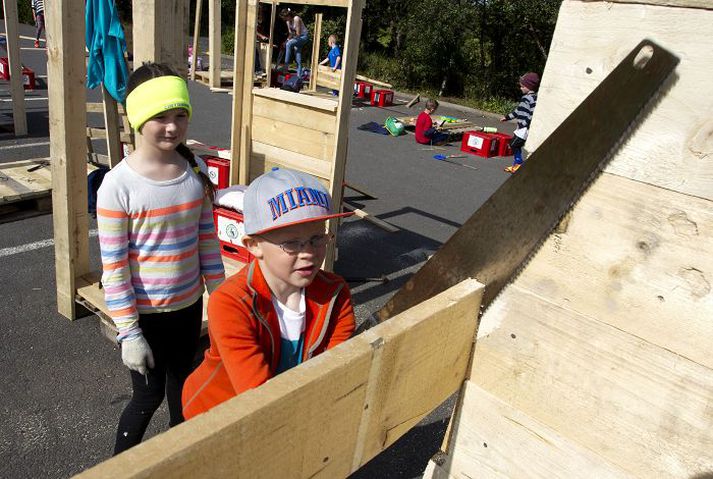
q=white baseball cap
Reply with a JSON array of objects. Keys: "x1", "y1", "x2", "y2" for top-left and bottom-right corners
[{"x1": 243, "y1": 168, "x2": 353, "y2": 235}]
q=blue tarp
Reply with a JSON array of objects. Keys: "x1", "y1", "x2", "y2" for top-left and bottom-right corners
[{"x1": 85, "y1": 0, "x2": 129, "y2": 103}]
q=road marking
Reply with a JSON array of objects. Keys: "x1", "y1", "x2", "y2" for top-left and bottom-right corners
[
  {"x1": 0, "y1": 229, "x2": 99, "y2": 258},
  {"x1": 0, "y1": 141, "x2": 50, "y2": 150},
  {"x1": 0, "y1": 97, "x2": 48, "y2": 102}
]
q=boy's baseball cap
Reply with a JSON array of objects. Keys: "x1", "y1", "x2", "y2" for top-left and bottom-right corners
[{"x1": 243, "y1": 168, "x2": 353, "y2": 235}]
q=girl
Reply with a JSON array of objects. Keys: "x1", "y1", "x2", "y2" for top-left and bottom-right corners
[
  {"x1": 97, "y1": 62, "x2": 225, "y2": 454},
  {"x1": 279, "y1": 8, "x2": 309, "y2": 78}
]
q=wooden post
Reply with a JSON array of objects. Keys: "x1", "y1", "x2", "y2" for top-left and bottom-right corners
[
  {"x1": 48, "y1": 0, "x2": 89, "y2": 319},
  {"x1": 308, "y1": 13, "x2": 322, "y2": 91},
  {"x1": 264, "y1": 0, "x2": 277, "y2": 88},
  {"x1": 132, "y1": 0, "x2": 188, "y2": 73},
  {"x1": 325, "y1": 0, "x2": 364, "y2": 267},
  {"x1": 208, "y1": 0, "x2": 221, "y2": 87},
  {"x1": 102, "y1": 86, "x2": 123, "y2": 167},
  {"x1": 190, "y1": 0, "x2": 203, "y2": 81},
  {"x1": 239, "y1": 0, "x2": 258, "y2": 181},
  {"x1": 229, "y1": 0, "x2": 249, "y2": 185},
  {"x1": 2, "y1": 0, "x2": 28, "y2": 136}
]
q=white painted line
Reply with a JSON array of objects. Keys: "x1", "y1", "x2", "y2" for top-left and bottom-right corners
[
  {"x1": 0, "y1": 229, "x2": 98, "y2": 258},
  {"x1": 0, "y1": 97, "x2": 48, "y2": 102},
  {"x1": 1, "y1": 141, "x2": 50, "y2": 150}
]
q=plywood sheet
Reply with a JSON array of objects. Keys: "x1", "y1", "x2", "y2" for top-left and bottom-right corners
[
  {"x1": 252, "y1": 94, "x2": 337, "y2": 134},
  {"x1": 471, "y1": 286, "x2": 713, "y2": 477},
  {"x1": 252, "y1": 115, "x2": 335, "y2": 161},
  {"x1": 250, "y1": 141, "x2": 333, "y2": 180},
  {"x1": 527, "y1": 1, "x2": 713, "y2": 201}
]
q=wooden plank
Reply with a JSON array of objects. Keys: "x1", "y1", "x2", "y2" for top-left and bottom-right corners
[
  {"x1": 102, "y1": 85, "x2": 123, "y2": 167},
  {"x1": 513, "y1": 172, "x2": 713, "y2": 369},
  {"x1": 240, "y1": 0, "x2": 259, "y2": 184},
  {"x1": 435, "y1": 382, "x2": 633, "y2": 479},
  {"x1": 527, "y1": 1, "x2": 713, "y2": 201},
  {"x1": 0, "y1": 161, "x2": 53, "y2": 202},
  {"x1": 86, "y1": 127, "x2": 133, "y2": 144},
  {"x1": 264, "y1": 0, "x2": 277, "y2": 88},
  {"x1": 75, "y1": 279, "x2": 484, "y2": 479},
  {"x1": 258, "y1": 0, "x2": 348, "y2": 6},
  {"x1": 355, "y1": 74, "x2": 392, "y2": 89},
  {"x1": 325, "y1": 0, "x2": 364, "y2": 268},
  {"x1": 316, "y1": 65, "x2": 341, "y2": 91},
  {"x1": 132, "y1": 0, "x2": 187, "y2": 74},
  {"x1": 2, "y1": 0, "x2": 27, "y2": 136},
  {"x1": 251, "y1": 141, "x2": 333, "y2": 180},
  {"x1": 190, "y1": 0, "x2": 203, "y2": 81},
  {"x1": 471, "y1": 286, "x2": 713, "y2": 477},
  {"x1": 308, "y1": 14, "x2": 323, "y2": 91},
  {"x1": 251, "y1": 115, "x2": 335, "y2": 160},
  {"x1": 252, "y1": 87, "x2": 339, "y2": 112},
  {"x1": 208, "y1": 0, "x2": 221, "y2": 87},
  {"x1": 230, "y1": 0, "x2": 249, "y2": 185},
  {"x1": 47, "y1": 0, "x2": 90, "y2": 320},
  {"x1": 252, "y1": 94, "x2": 337, "y2": 134},
  {"x1": 342, "y1": 203, "x2": 399, "y2": 233},
  {"x1": 580, "y1": 0, "x2": 712, "y2": 10}
]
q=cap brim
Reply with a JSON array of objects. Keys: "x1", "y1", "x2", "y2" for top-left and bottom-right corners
[{"x1": 249, "y1": 211, "x2": 355, "y2": 236}]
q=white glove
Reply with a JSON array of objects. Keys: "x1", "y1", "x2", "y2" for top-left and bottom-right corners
[{"x1": 121, "y1": 335, "x2": 155, "y2": 376}]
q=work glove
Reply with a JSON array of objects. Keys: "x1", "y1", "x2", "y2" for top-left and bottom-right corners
[{"x1": 121, "y1": 335, "x2": 155, "y2": 376}]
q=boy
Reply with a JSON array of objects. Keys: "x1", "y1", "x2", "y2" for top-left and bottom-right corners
[
  {"x1": 320, "y1": 34, "x2": 341, "y2": 95},
  {"x1": 415, "y1": 99, "x2": 449, "y2": 145},
  {"x1": 319, "y1": 34, "x2": 342, "y2": 72},
  {"x1": 500, "y1": 72, "x2": 539, "y2": 173},
  {"x1": 182, "y1": 168, "x2": 355, "y2": 419}
]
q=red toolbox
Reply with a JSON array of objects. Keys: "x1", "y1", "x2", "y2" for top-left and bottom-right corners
[
  {"x1": 353, "y1": 81, "x2": 373, "y2": 99},
  {"x1": 0, "y1": 57, "x2": 8, "y2": 80},
  {"x1": 22, "y1": 66, "x2": 35, "y2": 90},
  {"x1": 461, "y1": 130, "x2": 499, "y2": 158},
  {"x1": 213, "y1": 207, "x2": 253, "y2": 263},
  {"x1": 493, "y1": 132, "x2": 514, "y2": 157},
  {"x1": 202, "y1": 155, "x2": 230, "y2": 189},
  {"x1": 369, "y1": 89, "x2": 394, "y2": 107}
]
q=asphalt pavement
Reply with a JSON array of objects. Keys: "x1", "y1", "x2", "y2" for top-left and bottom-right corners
[{"x1": 0, "y1": 25, "x2": 514, "y2": 479}]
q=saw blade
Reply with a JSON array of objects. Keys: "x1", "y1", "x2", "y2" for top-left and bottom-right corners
[{"x1": 378, "y1": 39, "x2": 679, "y2": 321}]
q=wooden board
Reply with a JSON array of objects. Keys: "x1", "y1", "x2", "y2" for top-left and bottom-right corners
[
  {"x1": 250, "y1": 141, "x2": 333, "y2": 180},
  {"x1": 511, "y1": 172, "x2": 713, "y2": 369},
  {"x1": 252, "y1": 94, "x2": 337, "y2": 134},
  {"x1": 75, "y1": 279, "x2": 484, "y2": 478},
  {"x1": 316, "y1": 65, "x2": 341, "y2": 91},
  {"x1": 252, "y1": 87, "x2": 339, "y2": 112},
  {"x1": 526, "y1": 1, "x2": 713, "y2": 201},
  {"x1": 251, "y1": 115, "x2": 336, "y2": 161},
  {"x1": 436, "y1": 382, "x2": 633, "y2": 479},
  {"x1": 0, "y1": 159, "x2": 54, "y2": 203},
  {"x1": 470, "y1": 285, "x2": 713, "y2": 477}
]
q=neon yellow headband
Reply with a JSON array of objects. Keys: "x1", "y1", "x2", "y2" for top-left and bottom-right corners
[{"x1": 125, "y1": 76, "x2": 192, "y2": 131}]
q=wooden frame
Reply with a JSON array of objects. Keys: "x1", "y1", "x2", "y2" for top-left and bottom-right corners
[
  {"x1": 230, "y1": 0, "x2": 365, "y2": 269},
  {"x1": 49, "y1": 0, "x2": 188, "y2": 320},
  {"x1": 74, "y1": 279, "x2": 484, "y2": 478},
  {"x1": 2, "y1": 0, "x2": 28, "y2": 136},
  {"x1": 424, "y1": 1, "x2": 713, "y2": 477}
]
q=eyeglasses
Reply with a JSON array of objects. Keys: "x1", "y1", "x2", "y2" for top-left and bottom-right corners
[{"x1": 262, "y1": 233, "x2": 334, "y2": 255}]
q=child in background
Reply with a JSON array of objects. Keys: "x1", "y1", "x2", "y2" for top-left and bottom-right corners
[
  {"x1": 319, "y1": 34, "x2": 342, "y2": 95},
  {"x1": 182, "y1": 168, "x2": 356, "y2": 420},
  {"x1": 31, "y1": 0, "x2": 45, "y2": 48},
  {"x1": 97, "y1": 62, "x2": 225, "y2": 454},
  {"x1": 500, "y1": 72, "x2": 539, "y2": 173},
  {"x1": 415, "y1": 98, "x2": 449, "y2": 145},
  {"x1": 279, "y1": 8, "x2": 309, "y2": 78}
]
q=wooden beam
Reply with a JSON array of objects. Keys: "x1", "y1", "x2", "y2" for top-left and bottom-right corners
[
  {"x1": 102, "y1": 85, "x2": 123, "y2": 167},
  {"x1": 132, "y1": 0, "x2": 188, "y2": 73},
  {"x1": 2, "y1": 0, "x2": 28, "y2": 136},
  {"x1": 239, "y1": 0, "x2": 259, "y2": 184},
  {"x1": 264, "y1": 0, "x2": 277, "y2": 88},
  {"x1": 325, "y1": 0, "x2": 364, "y2": 267},
  {"x1": 190, "y1": 0, "x2": 203, "y2": 81},
  {"x1": 308, "y1": 13, "x2": 323, "y2": 91},
  {"x1": 47, "y1": 0, "x2": 89, "y2": 319},
  {"x1": 580, "y1": 0, "x2": 711, "y2": 9},
  {"x1": 260, "y1": 0, "x2": 348, "y2": 6},
  {"x1": 74, "y1": 279, "x2": 484, "y2": 478},
  {"x1": 342, "y1": 203, "x2": 399, "y2": 233},
  {"x1": 229, "y1": 0, "x2": 249, "y2": 186},
  {"x1": 208, "y1": 0, "x2": 221, "y2": 87},
  {"x1": 252, "y1": 87, "x2": 338, "y2": 111}
]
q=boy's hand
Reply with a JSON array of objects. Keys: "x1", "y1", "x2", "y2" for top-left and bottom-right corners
[{"x1": 500, "y1": 116, "x2": 507, "y2": 122}]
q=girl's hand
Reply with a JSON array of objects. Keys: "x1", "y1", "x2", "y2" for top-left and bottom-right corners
[{"x1": 121, "y1": 335, "x2": 155, "y2": 375}]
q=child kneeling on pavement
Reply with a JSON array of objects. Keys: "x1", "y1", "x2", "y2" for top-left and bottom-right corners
[{"x1": 182, "y1": 168, "x2": 356, "y2": 419}]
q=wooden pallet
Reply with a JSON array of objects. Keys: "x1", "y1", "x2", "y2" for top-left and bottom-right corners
[{"x1": 0, "y1": 158, "x2": 97, "y2": 222}]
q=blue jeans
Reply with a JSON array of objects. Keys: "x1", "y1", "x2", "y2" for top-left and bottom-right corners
[{"x1": 285, "y1": 34, "x2": 309, "y2": 77}]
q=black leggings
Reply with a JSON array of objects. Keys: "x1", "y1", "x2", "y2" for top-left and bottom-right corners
[{"x1": 113, "y1": 298, "x2": 203, "y2": 455}]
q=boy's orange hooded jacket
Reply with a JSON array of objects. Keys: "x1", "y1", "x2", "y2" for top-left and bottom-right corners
[{"x1": 182, "y1": 260, "x2": 355, "y2": 419}]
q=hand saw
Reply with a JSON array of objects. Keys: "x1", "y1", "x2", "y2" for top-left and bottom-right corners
[{"x1": 378, "y1": 39, "x2": 679, "y2": 321}]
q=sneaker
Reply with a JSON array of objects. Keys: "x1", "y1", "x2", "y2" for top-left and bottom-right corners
[
  {"x1": 504, "y1": 164, "x2": 521, "y2": 173},
  {"x1": 34, "y1": 40, "x2": 40, "y2": 48}
]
